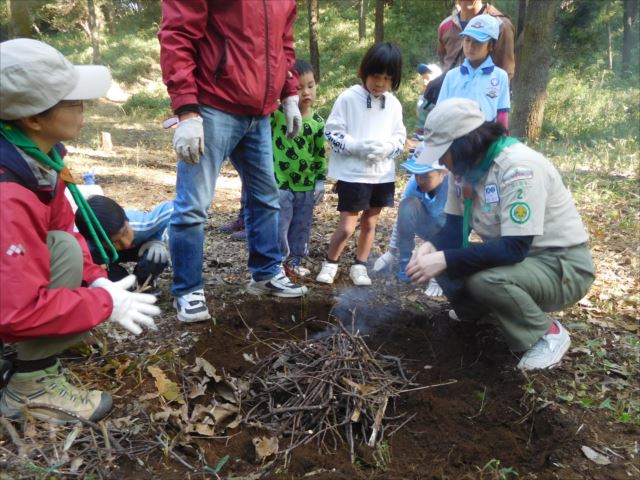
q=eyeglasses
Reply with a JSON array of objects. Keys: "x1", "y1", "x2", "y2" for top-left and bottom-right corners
[{"x1": 58, "y1": 100, "x2": 84, "y2": 110}]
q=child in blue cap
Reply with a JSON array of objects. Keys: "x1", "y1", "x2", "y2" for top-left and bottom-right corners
[
  {"x1": 373, "y1": 144, "x2": 448, "y2": 296},
  {"x1": 437, "y1": 14, "x2": 510, "y2": 129}
]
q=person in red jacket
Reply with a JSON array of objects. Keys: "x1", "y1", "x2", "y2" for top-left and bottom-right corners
[
  {"x1": 0, "y1": 39, "x2": 160, "y2": 423},
  {"x1": 159, "y1": 0, "x2": 308, "y2": 324}
]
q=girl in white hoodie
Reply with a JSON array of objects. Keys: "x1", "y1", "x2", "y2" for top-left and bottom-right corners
[{"x1": 317, "y1": 42, "x2": 406, "y2": 286}]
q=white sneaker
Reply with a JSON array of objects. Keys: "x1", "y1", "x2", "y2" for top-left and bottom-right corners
[
  {"x1": 316, "y1": 261, "x2": 339, "y2": 284},
  {"x1": 247, "y1": 271, "x2": 308, "y2": 298},
  {"x1": 517, "y1": 320, "x2": 571, "y2": 371},
  {"x1": 349, "y1": 264, "x2": 372, "y2": 286},
  {"x1": 173, "y1": 289, "x2": 211, "y2": 323},
  {"x1": 287, "y1": 264, "x2": 311, "y2": 277}
]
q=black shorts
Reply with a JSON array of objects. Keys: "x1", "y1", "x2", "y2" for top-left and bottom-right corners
[{"x1": 335, "y1": 181, "x2": 395, "y2": 212}]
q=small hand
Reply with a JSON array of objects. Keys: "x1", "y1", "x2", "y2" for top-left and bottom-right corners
[
  {"x1": 424, "y1": 278, "x2": 443, "y2": 297},
  {"x1": 138, "y1": 240, "x2": 169, "y2": 264}
]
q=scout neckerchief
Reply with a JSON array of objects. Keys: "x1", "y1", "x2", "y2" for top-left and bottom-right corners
[
  {"x1": 461, "y1": 136, "x2": 519, "y2": 247},
  {"x1": 0, "y1": 121, "x2": 119, "y2": 265}
]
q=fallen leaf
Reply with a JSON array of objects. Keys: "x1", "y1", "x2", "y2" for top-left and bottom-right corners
[
  {"x1": 147, "y1": 366, "x2": 185, "y2": 404},
  {"x1": 211, "y1": 402, "x2": 239, "y2": 423},
  {"x1": 253, "y1": 436, "x2": 279, "y2": 459},
  {"x1": 188, "y1": 382, "x2": 208, "y2": 399},
  {"x1": 581, "y1": 445, "x2": 611, "y2": 465},
  {"x1": 192, "y1": 357, "x2": 222, "y2": 382}
]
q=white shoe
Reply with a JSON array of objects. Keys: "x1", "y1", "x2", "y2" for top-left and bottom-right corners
[
  {"x1": 517, "y1": 320, "x2": 571, "y2": 371},
  {"x1": 316, "y1": 261, "x2": 339, "y2": 284},
  {"x1": 288, "y1": 264, "x2": 311, "y2": 277},
  {"x1": 372, "y1": 251, "x2": 396, "y2": 273},
  {"x1": 424, "y1": 278, "x2": 443, "y2": 297},
  {"x1": 247, "y1": 271, "x2": 308, "y2": 298},
  {"x1": 349, "y1": 264, "x2": 372, "y2": 286},
  {"x1": 173, "y1": 289, "x2": 211, "y2": 323}
]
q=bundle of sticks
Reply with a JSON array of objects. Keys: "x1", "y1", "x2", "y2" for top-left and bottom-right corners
[{"x1": 242, "y1": 323, "x2": 418, "y2": 463}]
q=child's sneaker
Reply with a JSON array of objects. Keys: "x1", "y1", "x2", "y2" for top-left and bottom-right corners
[
  {"x1": 349, "y1": 264, "x2": 372, "y2": 286},
  {"x1": 173, "y1": 289, "x2": 211, "y2": 323},
  {"x1": 230, "y1": 229, "x2": 246, "y2": 241},
  {"x1": 220, "y1": 217, "x2": 244, "y2": 233},
  {"x1": 517, "y1": 320, "x2": 570, "y2": 371},
  {"x1": 316, "y1": 261, "x2": 339, "y2": 284},
  {"x1": 247, "y1": 271, "x2": 308, "y2": 298},
  {"x1": 0, "y1": 361, "x2": 112, "y2": 424}
]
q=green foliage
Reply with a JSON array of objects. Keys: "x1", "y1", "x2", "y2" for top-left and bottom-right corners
[
  {"x1": 478, "y1": 458, "x2": 518, "y2": 479},
  {"x1": 123, "y1": 91, "x2": 170, "y2": 118}
]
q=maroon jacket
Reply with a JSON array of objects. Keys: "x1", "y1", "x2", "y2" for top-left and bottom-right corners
[
  {"x1": 437, "y1": 3, "x2": 516, "y2": 80},
  {"x1": 159, "y1": 0, "x2": 299, "y2": 117}
]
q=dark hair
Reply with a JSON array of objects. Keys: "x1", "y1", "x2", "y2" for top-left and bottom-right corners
[
  {"x1": 75, "y1": 195, "x2": 127, "y2": 240},
  {"x1": 358, "y1": 42, "x2": 403, "y2": 91},
  {"x1": 448, "y1": 122, "x2": 508, "y2": 176},
  {"x1": 294, "y1": 59, "x2": 314, "y2": 78}
]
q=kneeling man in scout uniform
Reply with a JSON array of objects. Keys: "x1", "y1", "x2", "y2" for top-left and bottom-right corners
[{"x1": 406, "y1": 98, "x2": 594, "y2": 370}]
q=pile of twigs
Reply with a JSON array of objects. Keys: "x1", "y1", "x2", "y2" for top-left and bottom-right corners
[{"x1": 242, "y1": 322, "x2": 418, "y2": 464}]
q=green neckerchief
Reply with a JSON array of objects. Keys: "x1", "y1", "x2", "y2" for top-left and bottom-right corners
[
  {"x1": 0, "y1": 121, "x2": 118, "y2": 265},
  {"x1": 461, "y1": 136, "x2": 520, "y2": 248}
]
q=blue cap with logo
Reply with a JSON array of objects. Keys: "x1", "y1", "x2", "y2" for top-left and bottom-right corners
[
  {"x1": 401, "y1": 144, "x2": 447, "y2": 174},
  {"x1": 460, "y1": 14, "x2": 500, "y2": 43}
]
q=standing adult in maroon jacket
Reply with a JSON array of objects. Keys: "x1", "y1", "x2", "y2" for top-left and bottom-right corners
[
  {"x1": 437, "y1": 0, "x2": 515, "y2": 79},
  {"x1": 159, "y1": 1, "x2": 308, "y2": 324}
]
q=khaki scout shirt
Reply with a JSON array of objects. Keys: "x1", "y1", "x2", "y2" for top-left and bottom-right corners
[{"x1": 444, "y1": 143, "x2": 589, "y2": 248}]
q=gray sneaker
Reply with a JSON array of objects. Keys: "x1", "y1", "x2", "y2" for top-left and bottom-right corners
[
  {"x1": 517, "y1": 320, "x2": 571, "y2": 370},
  {"x1": 247, "y1": 271, "x2": 308, "y2": 298}
]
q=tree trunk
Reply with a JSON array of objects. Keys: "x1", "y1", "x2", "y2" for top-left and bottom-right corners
[
  {"x1": 7, "y1": 0, "x2": 35, "y2": 38},
  {"x1": 516, "y1": 0, "x2": 527, "y2": 57},
  {"x1": 359, "y1": 0, "x2": 366, "y2": 41},
  {"x1": 606, "y1": 1, "x2": 613, "y2": 70},
  {"x1": 511, "y1": 0, "x2": 560, "y2": 141},
  {"x1": 622, "y1": 0, "x2": 639, "y2": 76},
  {"x1": 308, "y1": 0, "x2": 320, "y2": 81},
  {"x1": 374, "y1": 0, "x2": 384, "y2": 43},
  {"x1": 87, "y1": 0, "x2": 101, "y2": 63}
]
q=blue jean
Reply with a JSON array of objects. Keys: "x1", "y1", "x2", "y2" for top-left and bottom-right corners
[
  {"x1": 170, "y1": 106, "x2": 282, "y2": 296},
  {"x1": 278, "y1": 189, "x2": 315, "y2": 264},
  {"x1": 396, "y1": 196, "x2": 441, "y2": 279}
]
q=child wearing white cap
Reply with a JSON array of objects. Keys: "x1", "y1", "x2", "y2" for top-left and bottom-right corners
[
  {"x1": 437, "y1": 14, "x2": 510, "y2": 129},
  {"x1": 0, "y1": 39, "x2": 160, "y2": 423}
]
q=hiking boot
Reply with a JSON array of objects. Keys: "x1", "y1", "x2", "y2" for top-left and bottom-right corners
[
  {"x1": 349, "y1": 264, "x2": 372, "y2": 286},
  {"x1": 517, "y1": 320, "x2": 571, "y2": 371},
  {"x1": 230, "y1": 229, "x2": 246, "y2": 241},
  {"x1": 173, "y1": 289, "x2": 211, "y2": 323},
  {"x1": 247, "y1": 271, "x2": 308, "y2": 298},
  {"x1": 220, "y1": 217, "x2": 244, "y2": 233},
  {"x1": 0, "y1": 361, "x2": 112, "y2": 424},
  {"x1": 316, "y1": 261, "x2": 339, "y2": 284}
]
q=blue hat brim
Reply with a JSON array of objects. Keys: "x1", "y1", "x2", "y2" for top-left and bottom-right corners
[{"x1": 459, "y1": 31, "x2": 492, "y2": 43}]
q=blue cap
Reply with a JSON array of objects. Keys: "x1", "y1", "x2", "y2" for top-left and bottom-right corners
[
  {"x1": 460, "y1": 14, "x2": 500, "y2": 43},
  {"x1": 401, "y1": 145, "x2": 447, "y2": 174}
]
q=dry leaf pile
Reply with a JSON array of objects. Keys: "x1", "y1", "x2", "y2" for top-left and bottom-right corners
[{"x1": 240, "y1": 323, "x2": 418, "y2": 465}]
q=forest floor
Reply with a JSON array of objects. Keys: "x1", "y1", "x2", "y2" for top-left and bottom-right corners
[{"x1": 0, "y1": 100, "x2": 638, "y2": 480}]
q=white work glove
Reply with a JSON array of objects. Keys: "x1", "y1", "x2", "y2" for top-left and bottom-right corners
[
  {"x1": 424, "y1": 278, "x2": 443, "y2": 297},
  {"x1": 365, "y1": 141, "x2": 394, "y2": 162},
  {"x1": 313, "y1": 180, "x2": 325, "y2": 205},
  {"x1": 91, "y1": 276, "x2": 160, "y2": 335},
  {"x1": 282, "y1": 95, "x2": 302, "y2": 138},
  {"x1": 373, "y1": 251, "x2": 396, "y2": 273},
  {"x1": 138, "y1": 240, "x2": 169, "y2": 264},
  {"x1": 173, "y1": 116, "x2": 204, "y2": 164}
]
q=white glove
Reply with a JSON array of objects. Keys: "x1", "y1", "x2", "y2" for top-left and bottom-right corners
[
  {"x1": 138, "y1": 240, "x2": 169, "y2": 264},
  {"x1": 424, "y1": 278, "x2": 443, "y2": 297},
  {"x1": 91, "y1": 276, "x2": 160, "y2": 335},
  {"x1": 365, "y1": 141, "x2": 394, "y2": 162},
  {"x1": 173, "y1": 116, "x2": 204, "y2": 164},
  {"x1": 313, "y1": 180, "x2": 325, "y2": 205},
  {"x1": 349, "y1": 139, "x2": 379, "y2": 158},
  {"x1": 282, "y1": 96, "x2": 302, "y2": 138},
  {"x1": 373, "y1": 251, "x2": 396, "y2": 273}
]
